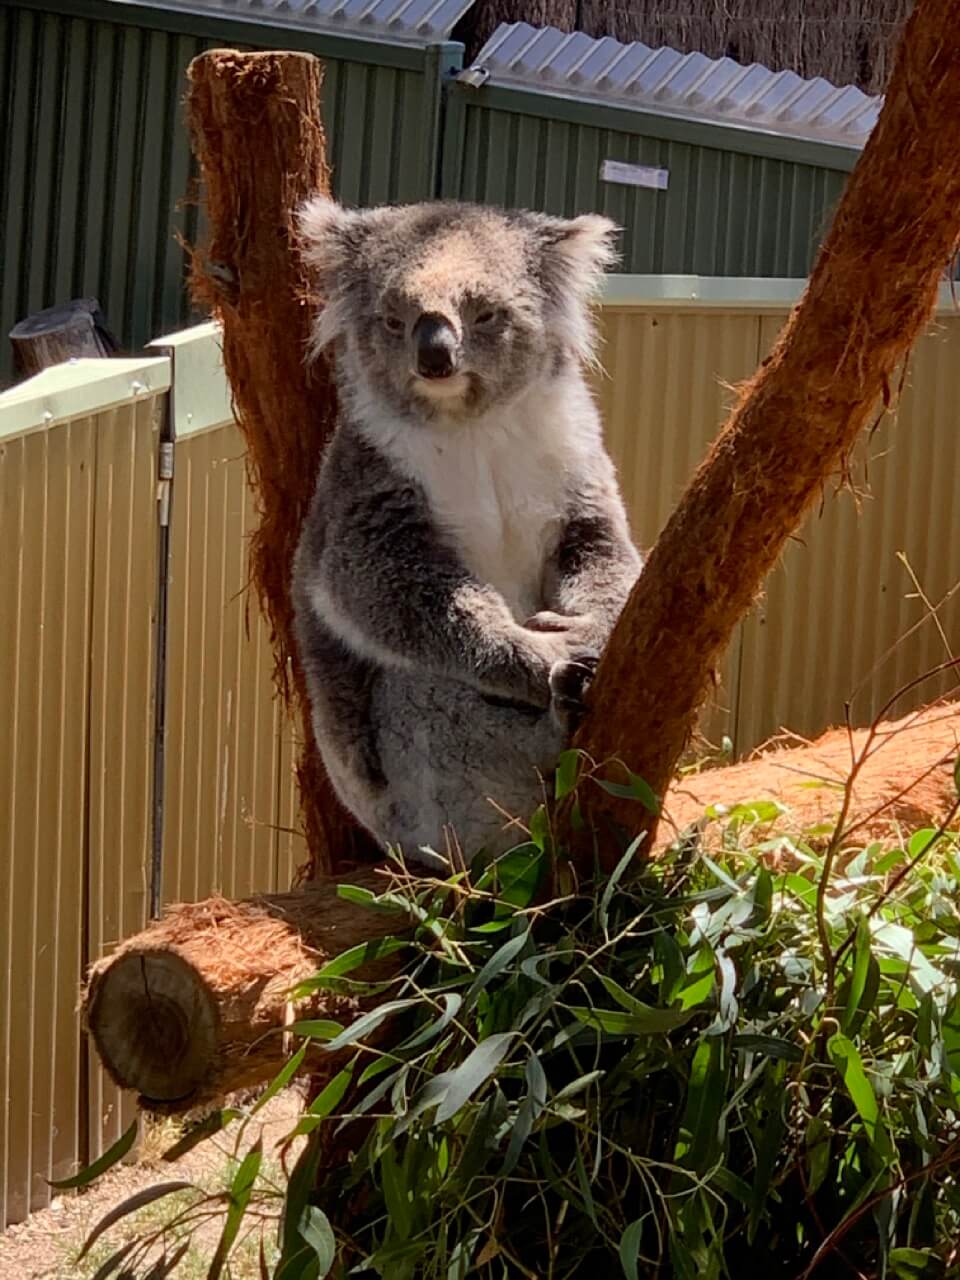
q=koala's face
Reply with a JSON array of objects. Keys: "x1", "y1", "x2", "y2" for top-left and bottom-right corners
[{"x1": 299, "y1": 199, "x2": 618, "y2": 422}]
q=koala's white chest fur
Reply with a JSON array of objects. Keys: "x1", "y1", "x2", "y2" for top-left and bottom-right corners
[
  {"x1": 414, "y1": 423, "x2": 564, "y2": 619},
  {"x1": 370, "y1": 377, "x2": 597, "y2": 620}
]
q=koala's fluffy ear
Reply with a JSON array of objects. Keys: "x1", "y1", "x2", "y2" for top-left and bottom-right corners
[
  {"x1": 538, "y1": 214, "x2": 619, "y2": 297},
  {"x1": 534, "y1": 213, "x2": 620, "y2": 362},
  {"x1": 298, "y1": 194, "x2": 362, "y2": 354}
]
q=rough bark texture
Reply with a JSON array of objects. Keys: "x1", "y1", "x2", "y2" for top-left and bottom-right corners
[
  {"x1": 566, "y1": 0, "x2": 960, "y2": 868},
  {"x1": 657, "y1": 701, "x2": 960, "y2": 858},
  {"x1": 82, "y1": 702, "x2": 958, "y2": 1111},
  {"x1": 84, "y1": 866, "x2": 402, "y2": 1110},
  {"x1": 186, "y1": 50, "x2": 375, "y2": 878},
  {"x1": 455, "y1": 0, "x2": 912, "y2": 93}
]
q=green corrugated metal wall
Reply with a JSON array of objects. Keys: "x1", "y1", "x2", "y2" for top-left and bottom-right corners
[
  {"x1": 0, "y1": 6, "x2": 210, "y2": 382},
  {"x1": 0, "y1": 0, "x2": 460, "y2": 385},
  {"x1": 439, "y1": 83, "x2": 853, "y2": 276}
]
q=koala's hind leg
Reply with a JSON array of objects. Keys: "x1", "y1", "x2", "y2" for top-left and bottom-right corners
[{"x1": 370, "y1": 674, "x2": 572, "y2": 871}]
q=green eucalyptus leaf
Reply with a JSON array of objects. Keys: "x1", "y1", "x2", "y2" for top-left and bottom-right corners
[
  {"x1": 805, "y1": 1114, "x2": 831, "y2": 1196},
  {"x1": 676, "y1": 1036, "x2": 728, "y2": 1171},
  {"x1": 828, "y1": 1033, "x2": 878, "y2": 1141},
  {"x1": 596, "y1": 771, "x2": 660, "y2": 813},
  {"x1": 529, "y1": 805, "x2": 550, "y2": 851},
  {"x1": 299, "y1": 1206, "x2": 336, "y2": 1276},
  {"x1": 889, "y1": 1247, "x2": 936, "y2": 1279},
  {"x1": 731, "y1": 1034, "x2": 802, "y2": 1062},
  {"x1": 619, "y1": 1218, "x2": 645, "y2": 1280},
  {"x1": 208, "y1": 1141, "x2": 263, "y2": 1280},
  {"x1": 286, "y1": 1019, "x2": 344, "y2": 1041},
  {"x1": 464, "y1": 929, "x2": 530, "y2": 1010},
  {"x1": 291, "y1": 1064, "x2": 355, "y2": 1137},
  {"x1": 51, "y1": 1118, "x2": 138, "y2": 1189},
  {"x1": 568, "y1": 1004, "x2": 691, "y2": 1036},
  {"x1": 433, "y1": 1033, "x2": 517, "y2": 1124},
  {"x1": 290, "y1": 936, "x2": 410, "y2": 997},
  {"x1": 599, "y1": 838, "x2": 646, "y2": 932},
  {"x1": 555, "y1": 749, "x2": 581, "y2": 799},
  {"x1": 322, "y1": 1000, "x2": 419, "y2": 1052}
]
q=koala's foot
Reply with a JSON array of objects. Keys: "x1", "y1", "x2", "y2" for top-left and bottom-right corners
[{"x1": 549, "y1": 651, "x2": 599, "y2": 736}]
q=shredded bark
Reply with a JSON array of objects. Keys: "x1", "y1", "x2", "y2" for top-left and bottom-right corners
[{"x1": 185, "y1": 51, "x2": 376, "y2": 876}]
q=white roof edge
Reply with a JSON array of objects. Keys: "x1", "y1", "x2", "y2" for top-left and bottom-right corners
[
  {"x1": 148, "y1": 321, "x2": 234, "y2": 438},
  {"x1": 468, "y1": 23, "x2": 882, "y2": 151},
  {"x1": 0, "y1": 356, "x2": 171, "y2": 443},
  {"x1": 602, "y1": 275, "x2": 960, "y2": 316},
  {"x1": 109, "y1": 0, "x2": 473, "y2": 46}
]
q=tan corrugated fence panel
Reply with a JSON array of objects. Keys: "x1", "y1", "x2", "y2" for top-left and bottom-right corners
[
  {"x1": 736, "y1": 311, "x2": 960, "y2": 750},
  {"x1": 162, "y1": 422, "x2": 294, "y2": 902},
  {"x1": 278, "y1": 718, "x2": 308, "y2": 889},
  {"x1": 158, "y1": 320, "x2": 303, "y2": 903},
  {"x1": 593, "y1": 305, "x2": 760, "y2": 751},
  {"x1": 0, "y1": 416, "x2": 95, "y2": 1224},
  {"x1": 85, "y1": 393, "x2": 162, "y2": 1160}
]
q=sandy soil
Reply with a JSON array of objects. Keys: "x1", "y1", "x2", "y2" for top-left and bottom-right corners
[{"x1": 0, "y1": 1092, "x2": 306, "y2": 1280}]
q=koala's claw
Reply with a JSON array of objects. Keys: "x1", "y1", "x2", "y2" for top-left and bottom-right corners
[{"x1": 549, "y1": 651, "x2": 599, "y2": 734}]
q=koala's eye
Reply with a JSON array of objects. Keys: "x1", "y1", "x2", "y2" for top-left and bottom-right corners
[
  {"x1": 381, "y1": 314, "x2": 405, "y2": 337},
  {"x1": 474, "y1": 309, "x2": 499, "y2": 328}
]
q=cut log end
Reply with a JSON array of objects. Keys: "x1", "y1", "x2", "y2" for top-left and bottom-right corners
[
  {"x1": 84, "y1": 871, "x2": 404, "y2": 1111},
  {"x1": 87, "y1": 951, "x2": 219, "y2": 1104},
  {"x1": 10, "y1": 298, "x2": 119, "y2": 378}
]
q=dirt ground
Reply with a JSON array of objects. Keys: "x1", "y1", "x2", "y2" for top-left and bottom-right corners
[{"x1": 0, "y1": 1091, "x2": 306, "y2": 1280}]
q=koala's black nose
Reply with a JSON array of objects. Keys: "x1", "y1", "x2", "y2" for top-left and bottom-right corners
[{"x1": 414, "y1": 313, "x2": 458, "y2": 379}]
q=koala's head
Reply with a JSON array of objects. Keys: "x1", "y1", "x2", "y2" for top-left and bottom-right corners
[{"x1": 298, "y1": 198, "x2": 618, "y2": 421}]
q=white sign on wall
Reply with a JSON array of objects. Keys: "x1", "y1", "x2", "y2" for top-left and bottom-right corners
[{"x1": 600, "y1": 159, "x2": 669, "y2": 190}]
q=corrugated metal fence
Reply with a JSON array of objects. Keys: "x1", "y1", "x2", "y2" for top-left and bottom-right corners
[
  {"x1": 0, "y1": 357, "x2": 167, "y2": 1224},
  {"x1": 0, "y1": 338, "x2": 300, "y2": 1225},
  {"x1": 2, "y1": 281, "x2": 959, "y2": 1226},
  {"x1": 597, "y1": 279, "x2": 960, "y2": 747}
]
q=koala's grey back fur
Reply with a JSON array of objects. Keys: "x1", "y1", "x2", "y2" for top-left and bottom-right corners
[{"x1": 292, "y1": 198, "x2": 642, "y2": 870}]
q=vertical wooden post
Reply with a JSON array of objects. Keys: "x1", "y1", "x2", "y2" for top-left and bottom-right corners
[
  {"x1": 10, "y1": 298, "x2": 118, "y2": 377},
  {"x1": 186, "y1": 50, "x2": 376, "y2": 878}
]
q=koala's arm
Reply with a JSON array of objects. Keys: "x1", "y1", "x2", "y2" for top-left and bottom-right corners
[
  {"x1": 539, "y1": 481, "x2": 643, "y2": 643},
  {"x1": 297, "y1": 447, "x2": 568, "y2": 709}
]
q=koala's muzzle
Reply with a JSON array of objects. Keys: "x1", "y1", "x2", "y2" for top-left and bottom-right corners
[{"x1": 414, "y1": 313, "x2": 458, "y2": 379}]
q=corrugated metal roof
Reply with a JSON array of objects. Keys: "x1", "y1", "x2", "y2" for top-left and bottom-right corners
[
  {"x1": 122, "y1": 0, "x2": 473, "y2": 43},
  {"x1": 465, "y1": 23, "x2": 882, "y2": 149}
]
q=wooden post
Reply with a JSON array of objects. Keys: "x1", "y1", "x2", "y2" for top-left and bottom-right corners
[
  {"x1": 185, "y1": 50, "x2": 376, "y2": 878},
  {"x1": 10, "y1": 298, "x2": 118, "y2": 377}
]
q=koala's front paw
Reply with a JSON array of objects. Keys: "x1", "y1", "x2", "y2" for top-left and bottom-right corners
[
  {"x1": 549, "y1": 651, "x2": 599, "y2": 736},
  {"x1": 524, "y1": 610, "x2": 599, "y2": 645}
]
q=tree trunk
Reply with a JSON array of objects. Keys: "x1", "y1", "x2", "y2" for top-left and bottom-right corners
[
  {"x1": 186, "y1": 49, "x2": 374, "y2": 879},
  {"x1": 10, "y1": 298, "x2": 118, "y2": 377},
  {"x1": 83, "y1": 702, "x2": 958, "y2": 1110},
  {"x1": 565, "y1": 0, "x2": 960, "y2": 869}
]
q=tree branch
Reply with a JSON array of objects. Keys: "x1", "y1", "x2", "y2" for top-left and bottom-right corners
[{"x1": 566, "y1": 0, "x2": 960, "y2": 868}]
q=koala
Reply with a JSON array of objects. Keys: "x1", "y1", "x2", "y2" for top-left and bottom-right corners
[{"x1": 291, "y1": 198, "x2": 642, "y2": 871}]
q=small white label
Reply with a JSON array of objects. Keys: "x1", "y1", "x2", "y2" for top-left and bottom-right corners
[{"x1": 600, "y1": 159, "x2": 669, "y2": 191}]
